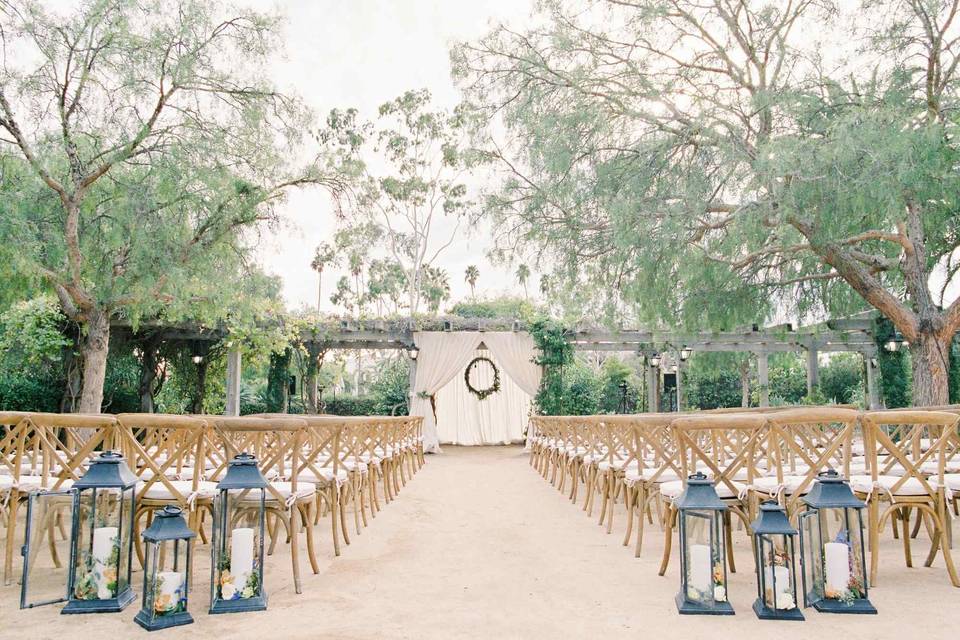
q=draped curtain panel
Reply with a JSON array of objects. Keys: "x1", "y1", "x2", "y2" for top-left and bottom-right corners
[
  {"x1": 410, "y1": 331, "x2": 483, "y2": 453},
  {"x1": 435, "y1": 348, "x2": 532, "y2": 445},
  {"x1": 410, "y1": 331, "x2": 542, "y2": 452},
  {"x1": 482, "y1": 332, "x2": 542, "y2": 397}
]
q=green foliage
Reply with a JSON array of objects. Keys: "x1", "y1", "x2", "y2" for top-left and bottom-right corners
[
  {"x1": 449, "y1": 295, "x2": 540, "y2": 321},
  {"x1": 368, "y1": 358, "x2": 410, "y2": 415},
  {"x1": 323, "y1": 397, "x2": 379, "y2": 416},
  {"x1": 0, "y1": 297, "x2": 71, "y2": 368},
  {"x1": 685, "y1": 369, "x2": 744, "y2": 410},
  {"x1": 264, "y1": 350, "x2": 292, "y2": 413},
  {"x1": 875, "y1": 318, "x2": 911, "y2": 408},
  {"x1": 768, "y1": 354, "x2": 808, "y2": 405},
  {"x1": 819, "y1": 354, "x2": 864, "y2": 405}
]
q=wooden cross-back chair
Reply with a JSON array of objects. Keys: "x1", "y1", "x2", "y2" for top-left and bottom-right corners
[
  {"x1": 621, "y1": 414, "x2": 683, "y2": 555},
  {"x1": 752, "y1": 407, "x2": 861, "y2": 519},
  {"x1": 854, "y1": 410, "x2": 960, "y2": 588},
  {"x1": 213, "y1": 416, "x2": 321, "y2": 595},
  {"x1": 658, "y1": 413, "x2": 767, "y2": 578},
  {"x1": 2, "y1": 413, "x2": 117, "y2": 586},
  {"x1": 594, "y1": 417, "x2": 643, "y2": 534},
  {"x1": 115, "y1": 414, "x2": 211, "y2": 569}
]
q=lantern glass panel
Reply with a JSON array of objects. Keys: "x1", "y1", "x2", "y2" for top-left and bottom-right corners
[
  {"x1": 680, "y1": 510, "x2": 725, "y2": 607},
  {"x1": 144, "y1": 539, "x2": 190, "y2": 620},
  {"x1": 799, "y1": 510, "x2": 823, "y2": 606},
  {"x1": 19, "y1": 489, "x2": 76, "y2": 609},
  {"x1": 759, "y1": 535, "x2": 797, "y2": 611},
  {"x1": 72, "y1": 487, "x2": 133, "y2": 602},
  {"x1": 819, "y1": 506, "x2": 867, "y2": 601},
  {"x1": 211, "y1": 487, "x2": 266, "y2": 608}
]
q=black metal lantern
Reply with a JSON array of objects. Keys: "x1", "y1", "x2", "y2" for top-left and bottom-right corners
[
  {"x1": 134, "y1": 505, "x2": 196, "y2": 631},
  {"x1": 798, "y1": 470, "x2": 876, "y2": 614},
  {"x1": 675, "y1": 472, "x2": 733, "y2": 615},
  {"x1": 751, "y1": 501, "x2": 803, "y2": 621},
  {"x1": 63, "y1": 451, "x2": 138, "y2": 614},
  {"x1": 210, "y1": 453, "x2": 268, "y2": 614}
]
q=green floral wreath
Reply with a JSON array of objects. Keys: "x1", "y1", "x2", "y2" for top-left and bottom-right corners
[{"x1": 464, "y1": 356, "x2": 501, "y2": 400}]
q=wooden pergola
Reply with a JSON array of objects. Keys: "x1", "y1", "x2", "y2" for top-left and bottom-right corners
[{"x1": 113, "y1": 313, "x2": 882, "y2": 414}]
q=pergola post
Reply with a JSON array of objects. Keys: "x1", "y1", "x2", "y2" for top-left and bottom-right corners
[
  {"x1": 757, "y1": 351, "x2": 769, "y2": 407},
  {"x1": 806, "y1": 346, "x2": 819, "y2": 396},
  {"x1": 675, "y1": 354, "x2": 684, "y2": 412},
  {"x1": 866, "y1": 354, "x2": 880, "y2": 409},
  {"x1": 408, "y1": 353, "x2": 418, "y2": 413},
  {"x1": 646, "y1": 364, "x2": 659, "y2": 412},
  {"x1": 224, "y1": 347, "x2": 242, "y2": 416}
]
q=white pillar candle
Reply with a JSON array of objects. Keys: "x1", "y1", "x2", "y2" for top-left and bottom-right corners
[
  {"x1": 156, "y1": 571, "x2": 183, "y2": 612},
  {"x1": 230, "y1": 527, "x2": 255, "y2": 589},
  {"x1": 92, "y1": 526, "x2": 118, "y2": 599},
  {"x1": 764, "y1": 565, "x2": 791, "y2": 607},
  {"x1": 824, "y1": 542, "x2": 851, "y2": 594},
  {"x1": 689, "y1": 544, "x2": 712, "y2": 594}
]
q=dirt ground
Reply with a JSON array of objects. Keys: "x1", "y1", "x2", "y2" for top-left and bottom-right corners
[{"x1": 1, "y1": 445, "x2": 957, "y2": 640}]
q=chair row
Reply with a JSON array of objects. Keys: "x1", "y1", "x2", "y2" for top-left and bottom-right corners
[
  {"x1": 0, "y1": 412, "x2": 424, "y2": 594},
  {"x1": 528, "y1": 406, "x2": 960, "y2": 587}
]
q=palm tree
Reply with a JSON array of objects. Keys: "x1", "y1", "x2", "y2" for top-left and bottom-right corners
[
  {"x1": 310, "y1": 242, "x2": 338, "y2": 314},
  {"x1": 516, "y1": 263, "x2": 531, "y2": 299},
  {"x1": 465, "y1": 264, "x2": 479, "y2": 298}
]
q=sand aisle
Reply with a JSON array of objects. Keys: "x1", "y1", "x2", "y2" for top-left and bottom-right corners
[{"x1": 1, "y1": 445, "x2": 956, "y2": 639}]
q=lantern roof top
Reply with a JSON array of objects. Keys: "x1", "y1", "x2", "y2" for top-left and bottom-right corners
[
  {"x1": 675, "y1": 472, "x2": 726, "y2": 510},
  {"x1": 803, "y1": 470, "x2": 865, "y2": 509},
  {"x1": 751, "y1": 501, "x2": 797, "y2": 535},
  {"x1": 216, "y1": 452, "x2": 269, "y2": 490},
  {"x1": 142, "y1": 505, "x2": 196, "y2": 542},
  {"x1": 74, "y1": 451, "x2": 138, "y2": 489}
]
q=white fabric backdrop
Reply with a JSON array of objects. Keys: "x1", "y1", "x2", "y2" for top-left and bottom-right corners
[
  {"x1": 410, "y1": 331, "x2": 541, "y2": 452},
  {"x1": 410, "y1": 331, "x2": 480, "y2": 453},
  {"x1": 434, "y1": 348, "x2": 531, "y2": 445}
]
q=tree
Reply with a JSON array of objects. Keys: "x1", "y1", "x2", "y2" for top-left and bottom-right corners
[
  {"x1": 465, "y1": 264, "x2": 480, "y2": 298},
  {"x1": 0, "y1": 0, "x2": 352, "y2": 412},
  {"x1": 311, "y1": 243, "x2": 339, "y2": 315},
  {"x1": 454, "y1": 0, "x2": 960, "y2": 405},
  {"x1": 515, "y1": 264, "x2": 531, "y2": 299},
  {"x1": 421, "y1": 266, "x2": 451, "y2": 314},
  {"x1": 325, "y1": 89, "x2": 477, "y2": 316}
]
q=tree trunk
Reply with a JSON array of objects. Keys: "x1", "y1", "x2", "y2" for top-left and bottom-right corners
[
  {"x1": 191, "y1": 359, "x2": 208, "y2": 414},
  {"x1": 78, "y1": 307, "x2": 110, "y2": 414},
  {"x1": 305, "y1": 372, "x2": 318, "y2": 414},
  {"x1": 138, "y1": 337, "x2": 160, "y2": 413},
  {"x1": 910, "y1": 331, "x2": 950, "y2": 406},
  {"x1": 60, "y1": 338, "x2": 82, "y2": 412},
  {"x1": 740, "y1": 361, "x2": 750, "y2": 408}
]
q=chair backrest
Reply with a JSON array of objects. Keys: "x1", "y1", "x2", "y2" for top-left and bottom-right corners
[
  {"x1": 214, "y1": 416, "x2": 309, "y2": 504},
  {"x1": 861, "y1": 410, "x2": 959, "y2": 499},
  {"x1": 5, "y1": 413, "x2": 118, "y2": 490},
  {"x1": 116, "y1": 413, "x2": 208, "y2": 506},
  {"x1": 765, "y1": 407, "x2": 861, "y2": 510},
  {"x1": 670, "y1": 414, "x2": 767, "y2": 498}
]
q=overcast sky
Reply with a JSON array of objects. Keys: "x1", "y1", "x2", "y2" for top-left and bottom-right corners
[{"x1": 244, "y1": 0, "x2": 535, "y2": 313}]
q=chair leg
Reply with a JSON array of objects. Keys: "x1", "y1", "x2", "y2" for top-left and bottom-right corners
[
  {"x1": 4, "y1": 493, "x2": 21, "y2": 586},
  {"x1": 635, "y1": 489, "x2": 648, "y2": 558},
  {"x1": 329, "y1": 490, "x2": 341, "y2": 557},
  {"x1": 901, "y1": 507, "x2": 913, "y2": 568},
  {"x1": 622, "y1": 485, "x2": 634, "y2": 546},
  {"x1": 290, "y1": 511, "x2": 302, "y2": 595},
  {"x1": 658, "y1": 505, "x2": 676, "y2": 576},
  {"x1": 339, "y1": 488, "x2": 351, "y2": 546},
  {"x1": 868, "y1": 496, "x2": 880, "y2": 586},
  {"x1": 302, "y1": 503, "x2": 319, "y2": 575}
]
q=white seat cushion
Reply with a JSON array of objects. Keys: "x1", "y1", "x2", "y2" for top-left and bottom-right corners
[
  {"x1": 268, "y1": 481, "x2": 317, "y2": 501},
  {"x1": 849, "y1": 474, "x2": 939, "y2": 496},
  {"x1": 660, "y1": 479, "x2": 745, "y2": 500},
  {"x1": 751, "y1": 475, "x2": 809, "y2": 495},
  {"x1": 944, "y1": 474, "x2": 960, "y2": 491},
  {"x1": 296, "y1": 469, "x2": 348, "y2": 487},
  {"x1": 140, "y1": 480, "x2": 218, "y2": 501}
]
